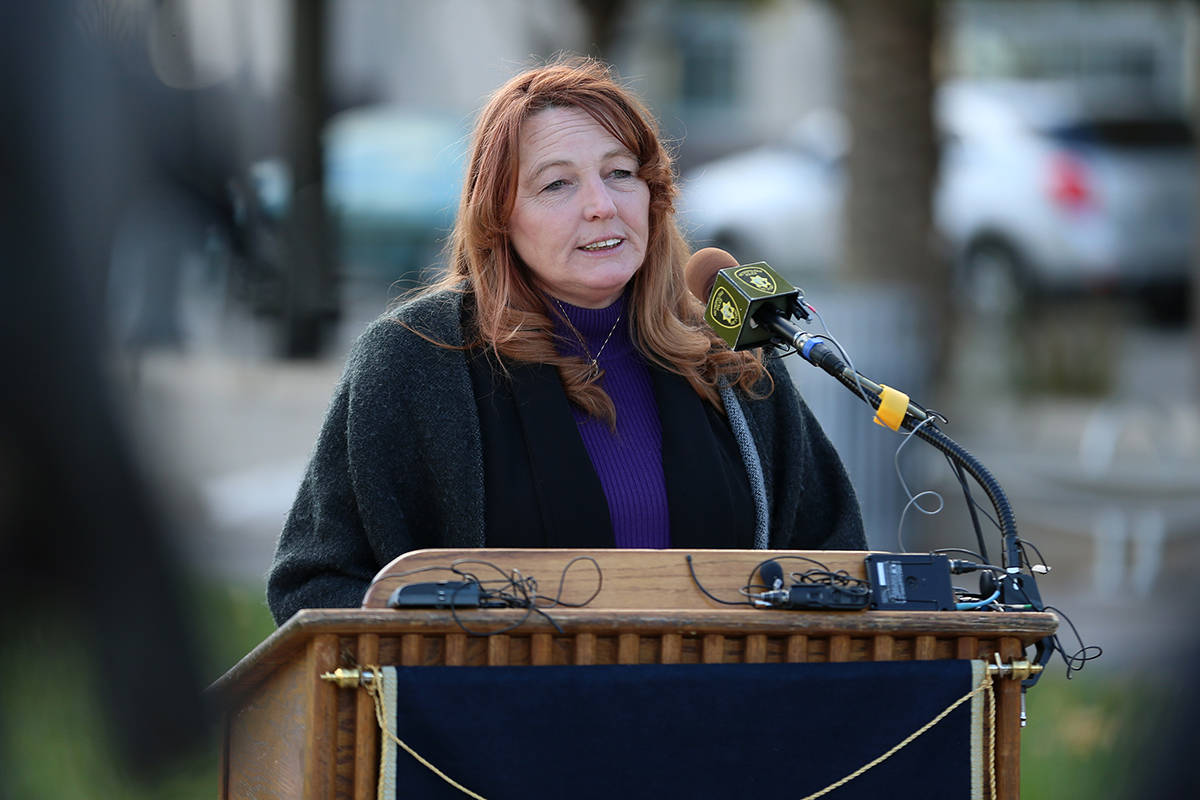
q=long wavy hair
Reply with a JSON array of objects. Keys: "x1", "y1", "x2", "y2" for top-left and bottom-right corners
[{"x1": 427, "y1": 57, "x2": 766, "y2": 424}]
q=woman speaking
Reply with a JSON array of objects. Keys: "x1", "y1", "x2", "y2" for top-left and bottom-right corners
[{"x1": 267, "y1": 58, "x2": 864, "y2": 625}]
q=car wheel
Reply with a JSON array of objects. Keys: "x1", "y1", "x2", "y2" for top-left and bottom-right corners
[{"x1": 963, "y1": 242, "x2": 1026, "y2": 318}]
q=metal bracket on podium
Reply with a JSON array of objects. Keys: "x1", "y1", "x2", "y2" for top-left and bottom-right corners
[
  {"x1": 986, "y1": 654, "x2": 1043, "y2": 682},
  {"x1": 321, "y1": 667, "x2": 376, "y2": 688}
]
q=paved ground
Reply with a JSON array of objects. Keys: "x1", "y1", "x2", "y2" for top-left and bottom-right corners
[{"x1": 123, "y1": 276, "x2": 1200, "y2": 681}]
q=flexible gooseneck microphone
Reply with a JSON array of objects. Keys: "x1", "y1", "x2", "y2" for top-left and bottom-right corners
[{"x1": 684, "y1": 248, "x2": 1038, "y2": 622}]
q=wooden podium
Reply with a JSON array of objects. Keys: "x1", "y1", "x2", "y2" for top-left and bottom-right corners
[{"x1": 210, "y1": 549, "x2": 1057, "y2": 800}]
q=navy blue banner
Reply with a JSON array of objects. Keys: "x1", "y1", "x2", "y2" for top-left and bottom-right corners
[{"x1": 381, "y1": 659, "x2": 984, "y2": 799}]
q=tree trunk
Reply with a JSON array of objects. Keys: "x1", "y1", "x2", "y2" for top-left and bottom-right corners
[
  {"x1": 575, "y1": 0, "x2": 626, "y2": 58},
  {"x1": 282, "y1": 0, "x2": 337, "y2": 358},
  {"x1": 840, "y1": 0, "x2": 948, "y2": 378}
]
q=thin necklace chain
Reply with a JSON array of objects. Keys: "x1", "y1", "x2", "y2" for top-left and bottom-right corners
[{"x1": 553, "y1": 298, "x2": 622, "y2": 379}]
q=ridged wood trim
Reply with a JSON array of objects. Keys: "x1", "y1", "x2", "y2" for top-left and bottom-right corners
[
  {"x1": 914, "y1": 635, "x2": 936, "y2": 660},
  {"x1": 829, "y1": 634, "x2": 851, "y2": 662},
  {"x1": 995, "y1": 637, "x2": 1025, "y2": 800},
  {"x1": 335, "y1": 675, "x2": 356, "y2": 800},
  {"x1": 353, "y1": 635, "x2": 379, "y2": 800},
  {"x1": 618, "y1": 633, "x2": 639, "y2": 664},
  {"x1": 531, "y1": 633, "x2": 553, "y2": 665},
  {"x1": 400, "y1": 634, "x2": 421, "y2": 666},
  {"x1": 444, "y1": 633, "x2": 466, "y2": 665},
  {"x1": 786, "y1": 634, "x2": 808, "y2": 662},
  {"x1": 702, "y1": 634, "x2": 724, "y2": 663},
  {"x1": 956, "y1": 636, "x2": 979, "y2": 660},
  {"x1": 745, "y1": 634, "x2": 767, "y2": 663},
  {"x1": 660, "y1": 633, "x2": 682, "y2": 663},
  {"x1": 575, "y1": 633, "x2": 597, "y2": 665},
  {"x1": 487, "y1": 635, "x2": 510, "y2": 666},
  {"x1": 872, "y1": 634, "x2": 894, "y2": 661},
  {"x1": 211, "y1": 605, "x2": 1058, "y2": 706}
]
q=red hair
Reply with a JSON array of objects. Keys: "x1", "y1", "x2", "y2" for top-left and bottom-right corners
[{"x1": 429, "y1": 57, "x2": 766, "y2": 423}]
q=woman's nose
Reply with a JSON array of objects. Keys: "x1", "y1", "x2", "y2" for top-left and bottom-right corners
[{"x1": 581, "y1": 175, "x2": 618, "y2": 220}]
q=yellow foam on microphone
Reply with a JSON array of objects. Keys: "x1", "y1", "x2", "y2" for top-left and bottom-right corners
[{"x1": 873, "y1": 384, "x2": 909, "y2": 431}]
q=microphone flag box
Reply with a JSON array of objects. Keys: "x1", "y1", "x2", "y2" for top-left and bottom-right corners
[
  {"x1": 704, "y1": 262, "x2": 799, "y2": 350},
  {"x1": 864, "y1": 554, "x2": 955, "y2": 611}
]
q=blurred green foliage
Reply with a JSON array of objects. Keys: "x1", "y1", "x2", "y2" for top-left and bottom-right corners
[
  {"x1": 0, "y1": 579, "x2": 274, "y2": 800},
  {"x1": 1022, "y1": 668, "x2": 1169, "y2": 799}
]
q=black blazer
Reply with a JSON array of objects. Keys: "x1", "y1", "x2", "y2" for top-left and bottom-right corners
[{"x1": 469, "y1": 352, "x2": 756, "y2": 550}]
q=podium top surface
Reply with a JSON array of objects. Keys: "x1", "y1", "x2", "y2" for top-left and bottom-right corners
[{"x1": 360, "y1": 547, "x2": 871, "y2": 610}]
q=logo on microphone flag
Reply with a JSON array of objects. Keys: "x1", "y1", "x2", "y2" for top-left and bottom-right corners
[
  {"x1": 710, "y1": 286, "x2": 742, "y2": 329},
  {"x1": 733, "y1": 266, "x2": 777, "y2": 295}
]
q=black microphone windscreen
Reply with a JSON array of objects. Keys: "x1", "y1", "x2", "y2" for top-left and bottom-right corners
[{"x1": 759, "y1": 560, "x2": 784, "y2": 590}]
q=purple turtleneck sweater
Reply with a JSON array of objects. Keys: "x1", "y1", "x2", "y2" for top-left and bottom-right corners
[{"x1": 554, "y1": 295, "x2": 670, "y2": 549}]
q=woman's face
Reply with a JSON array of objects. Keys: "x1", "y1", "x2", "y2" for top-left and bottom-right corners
[{"x1": 509, "y1": 106, "x2": 650, "y2": 308}]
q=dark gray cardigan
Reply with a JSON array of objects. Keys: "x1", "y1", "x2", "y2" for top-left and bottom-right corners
[{"x1": 267, "y1": 290, "x2": 864, "y2": 624}]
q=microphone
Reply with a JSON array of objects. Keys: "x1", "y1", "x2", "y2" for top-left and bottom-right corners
[
  {"x1": 750, "y1": 559, "x2": 871, "y2": 610},
  {"x1": 751, "y1": 560, "x2": 789, "y2": 608},
  {"x1": 684, "y1": 247, "x2": 939, "y2": 431},
  {"x1": 684, "y1": 248, "x2": 846, "y2": 376},
  {"x1": 759, "y1": 559, "x2": 785, "y2": 591}
]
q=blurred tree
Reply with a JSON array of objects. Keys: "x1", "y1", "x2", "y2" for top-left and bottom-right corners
[
  {"x1": 576, "y1": 0, "x2": 625, "y2": 57},
  {"x1": 282, "y1": 0, "x2": 339, "y2": 358},
  {"x1": 839, "y1": 0, "x2": 950, "y2": 377}
]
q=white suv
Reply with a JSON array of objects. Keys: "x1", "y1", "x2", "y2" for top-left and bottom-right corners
[
  {"x1": 678, "y1": 79, "x2": 1196, "y2": 317},
  {"x1": 937, "y1": 79, "x2": 1195, "y2": 316}
]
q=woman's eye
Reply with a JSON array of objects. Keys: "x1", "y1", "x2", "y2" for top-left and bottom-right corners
[
  {"x1": 609, "y1": 169, "x2": 633, "y2": 179},
  {"x1": 542, "y1": 179, "x2": 568, "y2": 192}
]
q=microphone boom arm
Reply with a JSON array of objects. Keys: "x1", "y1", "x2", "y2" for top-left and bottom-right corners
[
  {"x1": 684, "y1": 249, "x2": 1054, "y2": 688},
  {"x1": 760, "y1": 310, "x2": 1028, "y2": 589}
]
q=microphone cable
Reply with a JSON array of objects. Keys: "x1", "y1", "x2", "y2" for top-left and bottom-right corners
[
  {"x1": 800, "y1": 301, "x2": 994, "y2": 564},
  {"x1": 685, "y1": 554, "x2": 869, "y2": 609},
  {"x1": 384, "y1": 557, "x2": 604, "y2": 637},
  {"x1": 893, "y1": 414, "x2": 947, "y2": 553}
]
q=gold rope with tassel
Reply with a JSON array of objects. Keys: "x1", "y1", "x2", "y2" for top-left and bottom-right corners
[
  {"x1": 363, "y1": 665, "x2": 490, "y2": 800},
  {"x1": 987, "y1": 670, "x2": 997, "y2": 799},
  {"x1": 798, "y1": 670, "x2": 996, "y2": 800}
]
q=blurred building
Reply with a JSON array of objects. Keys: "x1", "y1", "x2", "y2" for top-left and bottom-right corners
[
  {"x1": 947, "y1": 0, "x2": 1190, "y2": 107},
  {"x1": 318, "y1": 0, "x2": 1197, "y2": 191},
  {"x1": 174, "y1": 0, "x2": 1195, "y2": 143},
  {"x1": 209, "y1": 0, "x2": 841, "y2": 160}
]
